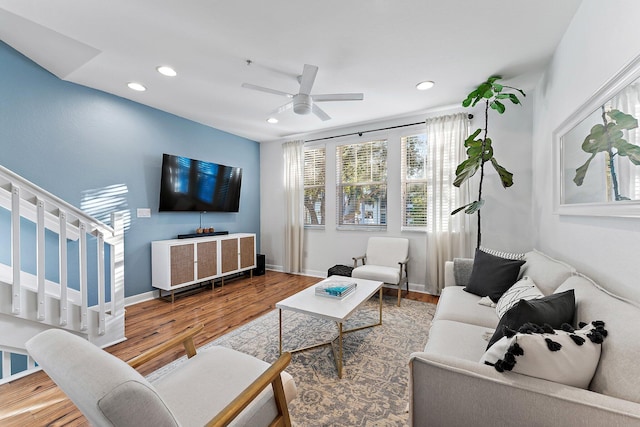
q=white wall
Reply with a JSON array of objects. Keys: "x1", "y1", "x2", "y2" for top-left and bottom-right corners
[
  {"x1": 261, "y1": 100, "x2": 533, "y2": 293},
  {"x1": 532, "y1": 0, "x2": 640, "y2": 302}
]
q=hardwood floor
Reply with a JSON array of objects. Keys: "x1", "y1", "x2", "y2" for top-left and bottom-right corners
[{"x1": 0, "y1": 271, "x2": 438, "y2": 426}]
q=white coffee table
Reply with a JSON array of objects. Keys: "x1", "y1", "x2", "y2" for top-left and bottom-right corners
[{"x1": 276, "y1": 276, "x2": 383, "y2": 378}]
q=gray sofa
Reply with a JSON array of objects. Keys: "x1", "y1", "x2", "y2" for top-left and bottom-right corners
[{"x1": 409, "y1": 249, "x2": 640, "y2": 426}]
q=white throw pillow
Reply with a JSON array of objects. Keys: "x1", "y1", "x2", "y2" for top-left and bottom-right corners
[
  {"x1": 495, "y1": 276, "x2": 543, "y2": 318},
  {"x1": 477, "y1": 296, "x2": 496, "y2": 308},
  {"x1": 479, "y1": 321, "x2": 607, "y2": 389}
]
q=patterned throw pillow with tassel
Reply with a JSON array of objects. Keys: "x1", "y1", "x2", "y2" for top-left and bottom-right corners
[{"x1": 480, "y1": 321, "x2": 607, "y2": 389}]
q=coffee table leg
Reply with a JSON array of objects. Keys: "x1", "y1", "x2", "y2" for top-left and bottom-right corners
[
  {"x1": 338, "y1": 322, "x2": 343, "y2": 379},
  {"x1": 279, "y1": 309, "x2": 283, "y2": 355},
  {"x1": 379, "y1": 287, "x2": 383, "y2": 325}
]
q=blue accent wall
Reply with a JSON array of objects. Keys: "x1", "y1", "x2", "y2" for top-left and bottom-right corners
[{"x1": 0, "y1": 42, "x2": 261, "y2": 298}]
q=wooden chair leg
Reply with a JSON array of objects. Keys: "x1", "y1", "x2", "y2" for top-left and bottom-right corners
[{"x1": 397, "y1": 286, "x2": 401, "y2": 306}]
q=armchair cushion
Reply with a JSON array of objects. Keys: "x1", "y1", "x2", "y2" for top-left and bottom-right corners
[
  {"x1": 352, "y1": 264, "x2": 400, "y2": 284},
  {"x1": 152, "y1": 346, "x2": 296, "y2": 426}
]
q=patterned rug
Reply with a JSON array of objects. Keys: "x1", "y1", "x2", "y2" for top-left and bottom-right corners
[{"x1": 148, "y1": 296, "x2": 436, "y2": 426}]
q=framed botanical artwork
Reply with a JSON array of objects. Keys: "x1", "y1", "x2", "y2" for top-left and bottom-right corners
[{"x1": 554, "y1": 54, "x2": 640, "y2": 217}]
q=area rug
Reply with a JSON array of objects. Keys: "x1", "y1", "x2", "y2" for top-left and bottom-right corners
[{"x1": 148, "y1": 296, "x2": 436, "y2": 426}]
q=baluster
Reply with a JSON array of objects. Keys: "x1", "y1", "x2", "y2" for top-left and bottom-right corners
[
  {"x1": 97, "y1": 231, "x2": 105, "y2": 335},
  {"x1": 36, "y1": 198, "x2": 45, "y2": 321},
  {"x1": 59, "y1": 211, "x2": 68, "y2": 326},
  {"x1": 2, "y1": 351, "x2": 10, "y2": 380},
  {"x1": 111, "y1": 212, "x2": 125, "y2": 317},
  {"x1": 79, "y1": 222, "x2": 88, "y2": 331},
  {"x1": 11, "y1": 185, "x2": 21, "y2": 315}
]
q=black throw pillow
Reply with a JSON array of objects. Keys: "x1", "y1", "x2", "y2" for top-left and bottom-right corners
[
  {"x1": 486, "y1": 289, "x2": 576, "y2": 349},
  {"x1": 464, "y1": 249, "x2": 525, "y2": 303}
]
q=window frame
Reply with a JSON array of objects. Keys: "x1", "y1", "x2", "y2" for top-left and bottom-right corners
[
  {"x1": 335, "y1": 139, "x2": 388, "y2": 230},
  {"x1": 401, "y1": 133, "x2": 428, "y2": 231}
]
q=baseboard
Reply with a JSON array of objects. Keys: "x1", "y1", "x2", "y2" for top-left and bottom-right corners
[
  {"x1": 124, "y1": 290, "x2": 159, "y2": 307},
  {"x1": 265, "y1": 264, "x2": 283, "y2": 272}
]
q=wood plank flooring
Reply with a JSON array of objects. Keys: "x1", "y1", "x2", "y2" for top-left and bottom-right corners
[{"x1": 0, "y1": 271, "x2": 437, "y2": 426}]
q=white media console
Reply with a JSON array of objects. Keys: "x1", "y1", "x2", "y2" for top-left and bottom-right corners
[{"x1": 151, "y1": 233, "x2": 256, "y2": 301}]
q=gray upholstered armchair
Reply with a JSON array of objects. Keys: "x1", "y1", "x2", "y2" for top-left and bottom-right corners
[
  {"x1": 26, "y1": 324, "x2": 296, "y2": 426},
  {"x1": 352, "y1": 237, "x2": 409, "y2": 306}
]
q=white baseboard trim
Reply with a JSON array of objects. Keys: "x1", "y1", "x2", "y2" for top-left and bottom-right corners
[{"x1": 124, "y1": 290, "x2": 159, "y2": 307}]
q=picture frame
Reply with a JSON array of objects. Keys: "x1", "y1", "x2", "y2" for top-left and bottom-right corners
[{"x1": 553, "y1": 54, "x2": 640, "y2": 217}]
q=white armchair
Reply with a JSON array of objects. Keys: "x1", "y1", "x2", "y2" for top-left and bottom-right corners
[
  {"x1": 26, "y1": 324, "x2": 296, "y2": 427},
  {"x1": 352, "y1": 237, "x2": 409, "y2": 306}
]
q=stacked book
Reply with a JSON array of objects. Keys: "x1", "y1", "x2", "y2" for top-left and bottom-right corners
[{"x1": 315, "y1": 280, "x2": 357, "y2": 299}]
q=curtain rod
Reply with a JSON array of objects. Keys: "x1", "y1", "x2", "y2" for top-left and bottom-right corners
[{"x1": 305, "y1": 113, "x2": 473, "y2": 143}]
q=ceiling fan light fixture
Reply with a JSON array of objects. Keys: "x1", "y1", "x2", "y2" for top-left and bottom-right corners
[
  {"x1": 416, "y1": 80, "x2": 435, "y2": 91},
  {"x1": 293, "y1": 94, "x2": 312, "y2": 115},
  {"x1": 127, "y1": 82, "x2": 147, "y2": 92},
  {"x1": 156, "y1": 66, "x2": 177, "y2": 77},
  {"x1": 266, "y1": 117, "x2": 278, "y2": 124}
]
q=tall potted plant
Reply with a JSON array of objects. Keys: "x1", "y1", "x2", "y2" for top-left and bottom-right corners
[{"x1": 451, "y1": 75, "x2": 525, "y2": 249}]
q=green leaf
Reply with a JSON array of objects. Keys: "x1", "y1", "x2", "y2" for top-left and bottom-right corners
[
  {"x1": 490, "y1": 100, "x2": 505, "y2": 113},
  {"x1": 573, "y1": 154, "x2": 596, "y2": 186},
  {"x1": 451, "y1": 203, "x2": 473, "y2": 215},
  {"x1": 492, "y1": 83, "x2": 503, "y2": 92},
  {"x1": 465, "y1": 199, "x2": 485, "y2": 214},
  {"x1": 495, "y1": 93, "x2": 511, "y2": 99},
  {"x1": 487, "y1": 75, "x2": 502, "y2": 83},
  {"x1": 451, "y1": 199, "x2": 485, "y2": 216},
  {"x1": 465, "y1": 128, "x2": 482, "y2": 145},
  {"x1": 490, "y1": 158, "x2": 513, "y2": 188},
  {"x1": 462, "y1": 93, "x2": 475, "y2": 108},
  {"x1": 614, "y1": 139, "x2": 640, "y2": 164},
  {"x1": 483, "y1": 89, "x2": 494, "y2": 99},
  {"x1": 609, "y1": 109, "x2": 638, "y2": 131},
  {"x1": 453, "y1": 157, "x2": 481, "y2": 187},
  {"x1": 508, "y1": 94, "x2": 521, "y2": 105},
  {"x1": 481, "y1": 138, "x2": 494, "y2": 162}
]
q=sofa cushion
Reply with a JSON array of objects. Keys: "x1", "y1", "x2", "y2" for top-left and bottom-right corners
[
  {"x1": 424, "y1": 319, "x2": 494, "y2": 362},
  {"x1": 520, "y1": 250, "x2": 575, "y2": 295},
  {"x1": 480, "y1": 321, "x2": 607, "y2": 389},
  {"x1": 465, "y1": 249, "x2": 525, "y2": 302},
  {"x1": 152, "y1": 346, "x2": 296, "y2": 426},
  {"x1": 495, "y1": 276, "x2": 544, "y2": 318},
  {"x1": 556, "y1": 274, "x2": 640, "y2": 403},
  {"x1": 433, "y1": 286, "x2": 500, "y2": 329},
  {"x1": 487, "y1": 290, "x2": 576, "y2": 349}
]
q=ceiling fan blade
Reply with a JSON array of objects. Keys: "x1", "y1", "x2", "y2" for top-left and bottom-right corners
[
  {"x1": 298, "y1": 64, "x2": 318, "y2": 95},
  {"x1": 313, "y1": 93, "x2": 364, "y2": 102},
  {"x1": 241, "y1": 83, "x2": 293, "y2": 98},
  {"x1": 312, "y1": 104, "x2": 331, "y2": 121},
  {"x1": 270, "y1": 102, "x2": 293, "y2": 116}
]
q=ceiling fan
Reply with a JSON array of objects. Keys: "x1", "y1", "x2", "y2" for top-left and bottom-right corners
[{"x1": 241, "y1": 64, "x2": 364, "y2": 121}]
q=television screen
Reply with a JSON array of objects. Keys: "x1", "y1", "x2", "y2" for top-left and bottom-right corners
[{"x1": 159, "y1": 153, "x2": 242, "y2": 212}]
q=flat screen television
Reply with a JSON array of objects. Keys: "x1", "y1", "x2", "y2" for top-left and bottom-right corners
[{"x1": 159, "y1": 153, "x2": 242, "y2": 212}]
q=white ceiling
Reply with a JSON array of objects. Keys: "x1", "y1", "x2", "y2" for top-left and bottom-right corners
[{"x1": 0, "y1": 0, "x2": 581, "y2": 142}]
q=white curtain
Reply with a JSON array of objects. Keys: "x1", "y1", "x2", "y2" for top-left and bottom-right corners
[
  {"x1": 283, "y1": 140, "x2": 305, "y2": 273},
  {"x1": 425, "y1": 113, "x2": 473, "y2": 295}
]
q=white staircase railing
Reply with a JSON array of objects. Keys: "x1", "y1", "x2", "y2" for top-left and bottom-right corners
[{"x1": 0, "y1": 164, "x2": 125, "y2": 384}]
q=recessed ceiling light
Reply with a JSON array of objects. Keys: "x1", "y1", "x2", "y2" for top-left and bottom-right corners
[
  {"x1": 267, "y1": 117, "x2": 279, "y2": 124},
  {"x1": 157, "y1": 66, "x2": 177, "y2": 77},
  {"x1": 416, "y1": 81, "x2": 435, "y2": 91},
  {"x1": 127, "y1": 82, "x2": 147, "y2": 92}
]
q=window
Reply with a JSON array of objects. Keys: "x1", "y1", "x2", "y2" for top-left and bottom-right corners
[
  {"x1": 401, "y1": 134, "x2": 428, "y2": 228},
  {"x1": 303, "y1": 147, "x2": 325, "y2": 225},
  {"x1": 336, "y1": 140, "x2": 387, "y2": 227}
]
